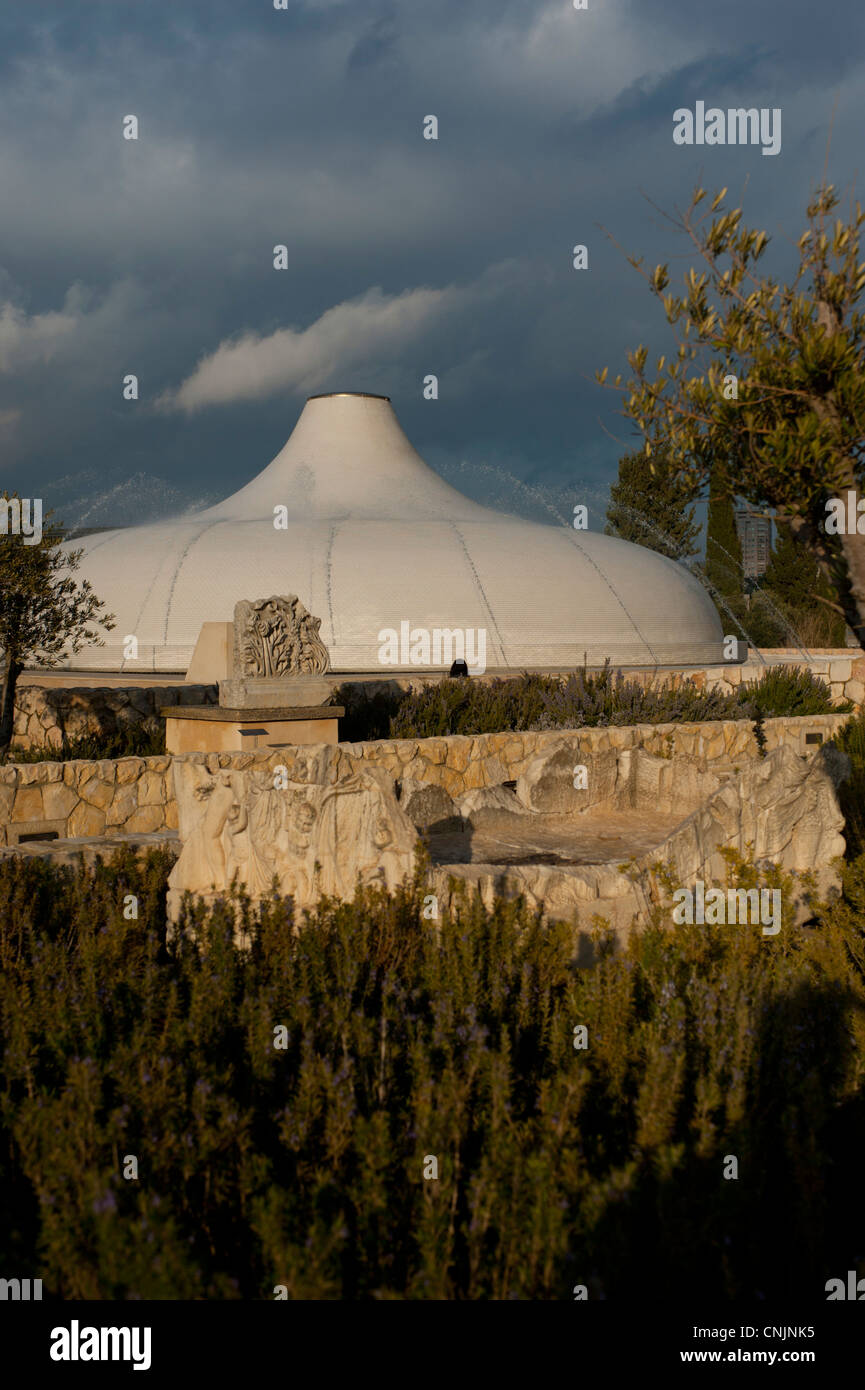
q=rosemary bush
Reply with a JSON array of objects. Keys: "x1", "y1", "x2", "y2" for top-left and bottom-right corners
[
  {"x1": 1, "y1": 842, "x2": 863, "y2": 1300},
  {"x1": 337, "y1": 666, "x2": 846, "y2": 741},
  {"x1": 3, "y1": 718, "x2": 166, "y2": 765}
]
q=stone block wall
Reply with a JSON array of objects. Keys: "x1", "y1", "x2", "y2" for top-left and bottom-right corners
[
  {"x1": 12, "y1": 683, "x2": 217, "y2": 752},
  {"x1": 0, "y1": 713, "x2": 852, "y2": 848},
  {"x1": 0, "y1": 756, "x2": 177, "y2": 847},
  {"x1": 684, "y1": 649, "x2": 865, "y2": 708},
  {"x1": 11, "y1": 650, "x2": 865, "y2": 755},
  {"x1": 341, "y1": 713, "x2": 853, "y2": 800},
  {"x1": 334, "y1": 649, "x2": 865, "y2": 709}
]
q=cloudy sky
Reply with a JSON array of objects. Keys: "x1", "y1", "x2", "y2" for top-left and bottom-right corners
[{"x1": 0, "y1": 0, "x2": 861, "y2": 529}]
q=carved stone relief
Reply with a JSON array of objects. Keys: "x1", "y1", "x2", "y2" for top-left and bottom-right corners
[
  {"x1": 168, "y1": 751, "x2": 418, "y2": 919},
  {"x1": 233, "y1": 596, "x2": 330, "y2": 679}
]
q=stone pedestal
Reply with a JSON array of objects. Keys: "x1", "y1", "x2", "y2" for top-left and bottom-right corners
[
  {"x1": 168, "y1": 594, "x2": 338, "y2": 752},
  {"x1": 219, "y1": 675, "x2": 333, "y2": 708},
  {"x1": 161, "y1": 704, "x2": 344, "y2": 754}
]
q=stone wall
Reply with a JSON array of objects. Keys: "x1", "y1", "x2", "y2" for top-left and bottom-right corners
[
  {"x1": 0, "y1": 713, "x2": 852, "y2": 847},
  {"x1": 679, "y1": 649, "x2": 865, "y2": 707},
  {"x1": 0, "y1": 756, "x2": 176, "y2": 846},
  {"x1": 12, "y1": 683, "x2": 217, "y2": 752},
  {"x1": 342, "y1": 713, "x2": 853, "y2": 800},
  {"x1": 166, "y1": 740, "x2": 847, "y2": 937}
]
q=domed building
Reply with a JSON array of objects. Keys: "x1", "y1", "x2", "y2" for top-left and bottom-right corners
[{"x1": 62, "y1": 392, "x2": 725, "y2": 673}]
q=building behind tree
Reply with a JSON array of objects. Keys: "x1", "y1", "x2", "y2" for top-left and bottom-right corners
[{"x1": 735, "y1": 508, "x2": 773, "y2": 586}]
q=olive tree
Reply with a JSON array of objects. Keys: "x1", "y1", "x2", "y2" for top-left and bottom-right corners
[
  {"x1": 597, "y1": 181, "x2": 865, "y2": 645},
  {"x1": 0, "y1": 497, "x2": 114, "y2": 749}
]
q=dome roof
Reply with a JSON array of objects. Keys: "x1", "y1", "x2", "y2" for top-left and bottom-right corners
[{"x1": 62, "y1": 393, "x2": 725, "y2": 672}]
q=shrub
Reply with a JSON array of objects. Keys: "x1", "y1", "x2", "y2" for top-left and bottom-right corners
[
  {"x1": 338, "y1": 666, "x2": 844, "y2": 741},
  {"x1": 737, "y1": 665, "x2": 853, "y2": 719},
  {"x1": 2, "y1": 718, "x2": 166, "y2": 765},
  {"x1": 1, "y1": 846, "x2": 864, "y2": 1299},
  {"x1": 833, "y1": 708, "x2": 865, "y2": 859},
  {"x1": 333, "y1": 683, "x2": 411, "y2": 743}
]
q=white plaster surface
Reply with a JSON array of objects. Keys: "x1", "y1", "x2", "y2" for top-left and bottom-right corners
[{"x1": 62, "y1": 393, "x2": 725, "y2": 673}]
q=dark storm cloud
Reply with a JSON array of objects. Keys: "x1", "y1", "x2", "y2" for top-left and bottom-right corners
[
  {"x1": 0, "y1": 0, "x2": 862, "y2": 526},
  {"x1": 346, "y1": 8, "x2": 400, "y2": 73}
]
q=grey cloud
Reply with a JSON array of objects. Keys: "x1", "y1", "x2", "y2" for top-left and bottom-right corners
[
  {"x1": 0, "y1": 0, "x2": 861, "y2": 525},
  {"x1": 346, "y1": 9, "x2": 399, "y2": 73}
]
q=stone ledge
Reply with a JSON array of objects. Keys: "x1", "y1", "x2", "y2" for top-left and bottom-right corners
[
  {"x1": 0, "y1": 829, "x2": 180, "y2": 865},
  {"x1": 160, "y1": 704, "x2": 344, "y2": 721}
]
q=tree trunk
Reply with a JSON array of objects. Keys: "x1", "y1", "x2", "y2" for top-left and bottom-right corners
[
  {"x1": 0, "y1": 657, "x2": 22, "y2": 751},
  {"x1": 837, "y1": 514, "x2": 865, "y2": 650},
  {"x1": 804, "y1": 296, "x2": 865, "y2": 647},
  {"x1": 786, "y1": 499, "x2": 865, "y2": 651}
]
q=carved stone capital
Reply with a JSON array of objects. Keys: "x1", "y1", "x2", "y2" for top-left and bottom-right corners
[{"x1": 233, "y1": 596, "x2": 330, "y2": 679}]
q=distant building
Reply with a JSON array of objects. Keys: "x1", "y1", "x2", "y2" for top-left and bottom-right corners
[{"x1": 735, "y1": 508, "x2": 772, "y2": 582}]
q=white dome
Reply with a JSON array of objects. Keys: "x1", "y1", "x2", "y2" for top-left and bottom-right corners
[{"x1": 62, "y1": 393, "x2": 725, "y2": 672}]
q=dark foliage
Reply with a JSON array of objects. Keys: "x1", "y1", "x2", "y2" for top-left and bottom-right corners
[
  {"x1": 704, "y1": 466, "x2": 744, "y2": 600},
  {"x1": 3, "y1": 720, "x2": 166, "y2": 765},
  {"x1": 834, "y1": 708, "x2": 865, "y2": 858},
  {"x1": 748, "y1": 523, "x2": 847, "y2": 648},
  {"x1": 1, "y1": 839, "x2": 864, "y2": 1299},
  {"x1": 604, "y1": 447, "x2": 701, "y2": 559},
  {"x1": 337, "y1": 667, "x2": 846, "y2": 742}
]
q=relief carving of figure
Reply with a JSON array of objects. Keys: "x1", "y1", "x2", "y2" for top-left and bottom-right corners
[
  {"x1": 169, "y1": 754, "x2": 418, "y2": 927},
  {"x1": 312, "y1": 771, "x2": 414, "y2": 900},
  {"x1": 175, "y1": 770, "x2": 240, "y2": 893},
  {"x1": 222, "y1": 770, "x2": 284, "y2": 898}
]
